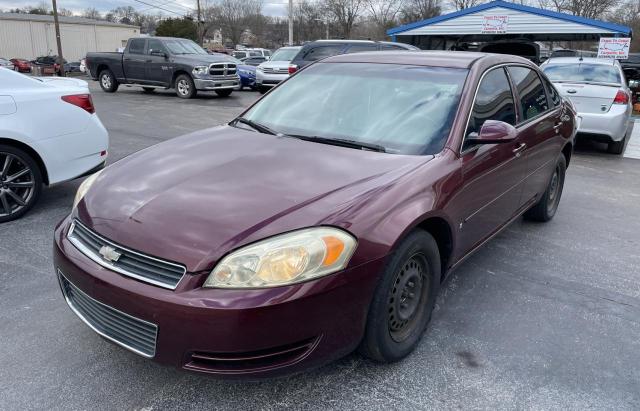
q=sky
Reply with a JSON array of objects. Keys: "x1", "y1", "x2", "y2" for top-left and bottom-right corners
[{"x1": 0, "y1": 0, "x2": 289, "y2": 17}]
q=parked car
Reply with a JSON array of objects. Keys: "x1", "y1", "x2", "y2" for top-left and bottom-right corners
[
  {"x1": 245, "y1": 48, "x2": 272, "y2": 58},
  {"x1": 54, "y1": 51, "x2": 575, "y2": 377},
  {"x1": 289, "y1": 40, "x2": 419, "y2": 73},
  {"x1": 79, "y1": 58, "x2": 86, "y2": 73},
  {"x1": 232, "y1": 50, "x2": 260, "y2": 60},
  {"x1": 0, "y1": 69, "x2": 108, "y2": 222},
  {"x1": 86, "y1": 37, "x2": 240, "y2": 99},
  {"x1": 0, "y1": 58, "x2": 15, "y2": 70},
  {"x1": 65, "y1": 61, "x2": 82, "y2": 73},
  {"x1": 541, "y1": 57, "x2": 632, "y2": 154},
  {"x1": 32, "y1": 55, "x2": 67, "y2": 73},
  {"x1": 255, "y1": 46, "x2": 301, "y2": 93},
  {"x1": 237, "y1": 64, "x2": 257, "y2": 90},
  {"x1": 10, "y1": 58, "x2": 31, "y2": 72},
  {"x1": 621, "y1": 52, "x2": 640, "y2": 81},
  {"x1": 240, "y1": 56, "x2": 268, "y2": 66}
]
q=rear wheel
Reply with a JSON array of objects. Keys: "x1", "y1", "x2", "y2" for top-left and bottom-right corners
[
  {"x1": 608, "y1": 137, "x2": 626, "y2": 155},
  {"x1": 524, "y1": 155, "x2": 566, "y2": 222},
  {"x1": 99, "y1": 69, "x2": 119, "y2": 93},
  {"x1": 215, "y1": 89, "x2": 233, "y2": 97},
  {"x1": 175, "y1": 74, "x2": 197, "y2": 99},
  {"x1": 258, "y1": 86, "x2": 268, "y2": 95},
  {"x1": 359, "y1": 230, "x2": 440, "y2": 363},
  {"x1": 0, "y1": 145, "x2": 42, "y2": 223}
]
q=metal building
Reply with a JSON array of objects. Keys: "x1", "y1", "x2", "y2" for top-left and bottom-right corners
[{"x1": 0, "y1": 13, "x2": 140, "y2": 61}]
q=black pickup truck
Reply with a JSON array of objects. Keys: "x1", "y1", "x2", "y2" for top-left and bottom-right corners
[{"x1": 86, "y1": 37, "x2": 240, "y2": 99}]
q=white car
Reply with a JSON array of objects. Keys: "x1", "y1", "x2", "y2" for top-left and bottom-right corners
[
  {"x1": 256, "y1": 46, "x2": 301, "y2": 94},
  {"x1": 0, "y1": 68, "x2": 108, "y2": 222},
  {"x1": 540, "y1": 57, "x2": 632, "y2": 154}
]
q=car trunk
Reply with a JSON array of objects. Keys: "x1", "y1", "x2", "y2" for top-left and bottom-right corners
[{"x1": 554, "y1": 83, "x2": 620, "y2": 113}]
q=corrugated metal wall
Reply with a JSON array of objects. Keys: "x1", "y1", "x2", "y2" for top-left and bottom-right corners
[
  {"x1": 398, "y1": 7, "x2": 616, "y2": 36},
  {"x1": 0, "y1": 19, "x2": 138, "y2": 61}
]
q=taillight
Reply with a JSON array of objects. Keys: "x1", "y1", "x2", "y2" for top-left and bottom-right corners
[
  {"x1": 288, "y1": 64, "x2": 298, "y2": 75},
  {"x1": 61, "y1": 94, "x2": 95, "y2": 114},
  {"x1": 613, "y1": 90, "x2": 629, "y2": 105}
]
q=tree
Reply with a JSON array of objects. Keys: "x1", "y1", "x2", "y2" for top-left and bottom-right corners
[
  {"x1": 538, "y1": 0, "x2": 620, "y2": 19},
  {"x1": 83, "y1": 8, "x2": 102, "y2": 20},
  {"x1": 400, "y1": 0, "x2": 441, "y2": 24},
  {"x1": 155, "y1": 17, "x2": 198, "y2": 41},
  {"x1": 449, "y1": 0, "x2": 483, "y2": 10},
  {"x1": 609, "y1": 0, "x2": 640, "y2": 52},
  {"x1": 324, "y1": 0, "x2": 365, "y2": 38},
  {"x1": 366, "y1": 0, "x2": 405, "y2": 37}
]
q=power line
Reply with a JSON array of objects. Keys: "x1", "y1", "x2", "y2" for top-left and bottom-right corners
[{"x1": 129, "y1": 0, "x2": 190, "y2": 16}]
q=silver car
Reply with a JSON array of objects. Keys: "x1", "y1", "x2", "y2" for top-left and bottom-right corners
[
  {"x1": 541, "y1": 57, "x2": 632, "y2": 154},
  {"x1": 256, "y1": 46, "x2": 301, "y2": 94},
  {"x1": 0, "y1": 58, "x2": 15, "y2": 70}
]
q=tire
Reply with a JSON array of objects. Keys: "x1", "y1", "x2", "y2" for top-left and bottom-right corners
[
  {"x1": 98, "y1": 69, "x2": 119, "y2": 93},
  {"x1": 524, "y1": 155, "x2": 566, "y2": 222},
  {"x1": 258, "y1": 86, "x2": 268, "y2": 95},
  {"x1": 0, "y1": 145, "x2": 43, "y2": 223},
  {"x1": 175, "y1": 74, "x2": 197, "y2": 99},
  {"x1": 215, "y1": 89, "x2": 233, "y2": 97},
  {"x1": 607, "y1": 137, "x2": 626, "y2": 155},
  {"x1": 359, "y1": 230, "x2": 441, "y2": 363},
  {"x1": 142, "y1": 87, "x2": 155, "y2": 93}
]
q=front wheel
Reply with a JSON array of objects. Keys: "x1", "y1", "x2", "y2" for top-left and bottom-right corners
[
  {"x1": 99, "y1": 69, "x2": 119, "y2": 93},
  {"x1": 524, "y1": 155, "x2": 566, "y2": 222},
  {"x1": 0, "y1": 145, "x2": 43, "y2": 223},
  {"x1": 215, "y1": 89, "x2": 233, "y2": 97},
  {"x1": 359, "y1": 230, "x2": 441, "y2": 363},
  {"x1": 175, "y1": 74, "x2": 197, "y2": 99}
]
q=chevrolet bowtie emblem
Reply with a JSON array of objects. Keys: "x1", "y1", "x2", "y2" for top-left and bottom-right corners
[{"x1": 99, "y1": 245, "x2": 121, "y2": 262}]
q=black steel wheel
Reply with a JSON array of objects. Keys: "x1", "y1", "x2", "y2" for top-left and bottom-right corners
[
  {"x1": 524, "y1": 155, "x2": 566, "y2": 222},
  {"x1": 360, "y1": 230, "x2": 440, "y2": 363},
  {"x1": 0, "y1": 145, "x2": 42, "y2": 223}
]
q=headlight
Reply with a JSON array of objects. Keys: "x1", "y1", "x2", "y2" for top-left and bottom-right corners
[
  {"x1": 72, "y1": 170, "x2": 102, "y2": 209},
  {"x1": 256, "y1": 66, "x2": 263, "y2": 72},
  {"x1": 204, "y1": 227, "x2": 357, "y2": 288},
  {"x1": 192, "y1": 66, "x2": 208, "y2": 76}
]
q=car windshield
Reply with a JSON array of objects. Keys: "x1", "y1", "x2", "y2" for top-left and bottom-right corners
[
  {"x1": 242, "y1": 63, "x2": 467, "y2": 155},
  {"x1": 164, "y1": 39, "x2": 208, "y2": 55},
  {"x1": 543, "y1": 63, "x2": 621, "y2": 84},
  {"x1": 270, "y1": 48, "x2": 299, "y2": 61}
]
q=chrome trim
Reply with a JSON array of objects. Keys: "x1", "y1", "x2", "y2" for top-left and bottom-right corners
[
  {"x1": 67, "y1": 220, "x2": 186, "y2": 290},
  {"x1": 57, "y1": 270, "x2": 157, "y2": 358}
]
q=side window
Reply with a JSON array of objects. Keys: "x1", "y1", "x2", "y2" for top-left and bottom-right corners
[
  {"x1": 465, "y1": 67, "x2": 516, "y2": 149},
  {"x1": 304, "y1": 45, "x2": 344, "y2": 61},
  {"x1": 508, "y1": 66, "x2": 549, "y2": 121},
  {"x1": 542, "y1": 76, "x2": 561, "y2": 107},
  {"x1": 147, "y1": 39, "x2": 167, "y2": 55},
  {"x1": 380, "y1": 43, "x2": 408, "y2": 50},
  {"x1": 128, "y1": 39, "x2": 145, "y2": 55},
  {"x1": 346, "y1": 44, "x2": 378, "y2": 53}
]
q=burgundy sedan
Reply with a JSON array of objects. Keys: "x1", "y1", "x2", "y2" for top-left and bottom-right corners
[
  {"x1": 10, "y1": 58, "x2": 31, "y2": 72},
  {"x1": 54, "y1": 51, "x2": 575, "y2": 377}
]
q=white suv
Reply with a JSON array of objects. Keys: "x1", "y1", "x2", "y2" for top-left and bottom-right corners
[{"x1": 256, "y1": 46, "x2": 301, "y2": 94}]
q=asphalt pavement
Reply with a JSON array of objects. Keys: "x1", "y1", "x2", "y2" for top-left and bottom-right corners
[{"x1": 1, "y1": 82, "x2": 640, "y2": 410}]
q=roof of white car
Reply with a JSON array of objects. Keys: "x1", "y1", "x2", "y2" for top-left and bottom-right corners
[{"x1": 544, "y1": 57, "x2": 620, "y2": 66}]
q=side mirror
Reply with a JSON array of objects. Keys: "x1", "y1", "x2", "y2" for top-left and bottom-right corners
[
  {"x1": 467, "y1": 120, "x2": 517, "y2": 144},
  {"x1": 150, "y1": 50, "x2": 167, "y2": 58}
]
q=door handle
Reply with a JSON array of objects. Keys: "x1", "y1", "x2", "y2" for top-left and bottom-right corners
[{"x1": 513, "y1": 143, "x2": 527, "y2": 157}]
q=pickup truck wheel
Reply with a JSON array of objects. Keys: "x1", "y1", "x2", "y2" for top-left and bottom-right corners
[
  {"x1": 99, "y1": 69, "x2": 119, "y2": 93},
  {"x1": 175, "y1": 74, "x2": 196, "y2": 99},
  {"x1": 215, "y1": 89, "x2": 233, "y2": 97},
  {"x1": 0, "y1": 145, "x2": 43, "y2": 223},
  {"x1": 142, "y1": 87, "x2": 155, "y2": 93}
]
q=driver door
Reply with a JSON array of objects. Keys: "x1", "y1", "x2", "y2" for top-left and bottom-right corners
[
  {"x1": 452, "y1": 67, "x2": 528, "y2": 258},
  {"x1": 145, "y1": 39, "x2": 172, "y2": 86}
]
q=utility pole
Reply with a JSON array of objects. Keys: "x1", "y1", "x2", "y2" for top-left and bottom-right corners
[
  {"x1": 196, "y1": 0, "x2": 203, "y2": 46},
  {"x1": 51, "y1": 0, "x2": 65, "y2": 77},
  {"x1": 288, "y1": 0, "x2": 293, "y2": 45}
]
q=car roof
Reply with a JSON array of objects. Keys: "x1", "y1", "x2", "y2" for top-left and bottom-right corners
[
  {"x1": 544, "y1": 57, "x2": 619, "y2": 65},
  {"x1": 322, "y1": 51, "x2": 531, "y2": 69}
]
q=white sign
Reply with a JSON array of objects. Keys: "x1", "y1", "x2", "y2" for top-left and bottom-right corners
[
  {"x1": 598, "y1": 38, "x2": 630, "y2": 59},
  {"x1": 482, "y1": 15, "x2": 509, "y2": 34}
]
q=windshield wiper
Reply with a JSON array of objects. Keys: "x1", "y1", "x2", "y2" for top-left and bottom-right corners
[
  {"x1": 233, "y1": 117, "x2": 278, "y2": 135},
  {"x1": 287, "y1": 134, "x2": 386, "y2": 153}
]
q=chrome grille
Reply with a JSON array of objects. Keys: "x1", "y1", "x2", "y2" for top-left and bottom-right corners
[
  {"x1": 262, "y1": 67, "x2": 288, "y2": 74},
  {"x1": 58, "y1": 271, "x2": 158, "y2": 358},
  {"x1": 209, "y1": 63, "x2": 237, "y2": 76},
  {"x1": 67, "y1": 220, "x2": 186, "y2": 290}
]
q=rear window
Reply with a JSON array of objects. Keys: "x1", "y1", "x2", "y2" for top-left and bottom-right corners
[
  {"x1": 128, "y1": 39, "x2": 145, "y2": 55},
  {"x1": 542, "y1": 63, "x2": 621, "y2": 84},
  {"x1": 271, "y1": 48, "x2": 300, "y2": 61},
  {"x1": 303, "y1": 45, "x2": 344, "y2": 62}
]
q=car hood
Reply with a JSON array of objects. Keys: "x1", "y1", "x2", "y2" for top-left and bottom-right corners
[
  {"x1": 79, "y1": 126, "x2": 430, "y2": 272},
  {"x1": 175, "y1": 53, "x2": 240, "y2": 65}
]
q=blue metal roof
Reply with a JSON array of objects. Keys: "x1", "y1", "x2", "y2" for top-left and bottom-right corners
[{"x1": 387, "y1": 0, "x2": 631, "y2": 36}]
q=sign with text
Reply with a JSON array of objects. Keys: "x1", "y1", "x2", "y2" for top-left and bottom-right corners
[
  {"x1": 597, "y1": 38, "x2": 630, "y2": 59},
  {"x1": 482, "y1": 15, "x2": 509, "y2": 34}
]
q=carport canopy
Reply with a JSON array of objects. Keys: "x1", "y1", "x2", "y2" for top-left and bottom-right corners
[{"x1": 388, "y1": 0, "x2": 632, "y2": 48}]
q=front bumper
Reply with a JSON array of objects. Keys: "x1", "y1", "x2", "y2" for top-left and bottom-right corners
[
  {"x1": 256, "y1": 71, "x2": 288, "y2": 87},
  {"x1": 576, "y1": 105, "x2": 631, "y2": 142},
  {"x1": 53, "y1": 216, "x2": 384, "y2": 378},
  {"x1": 193, "y1": 77, "x2": 240, "y2": 91}
]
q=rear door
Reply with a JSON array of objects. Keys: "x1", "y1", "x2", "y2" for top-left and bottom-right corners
[
  {"x1": 507, "y1": 66, "x2": 563, "y2": 207},
  {"x1": 123, "y1": 38, "x2": 147, "y2": 82},
  {"x1": 145, "y1": 39, "x2": 171, "y2": 85},
  {"x1": 454, "y1": 67, "x2": 527, "y2": 257}
]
